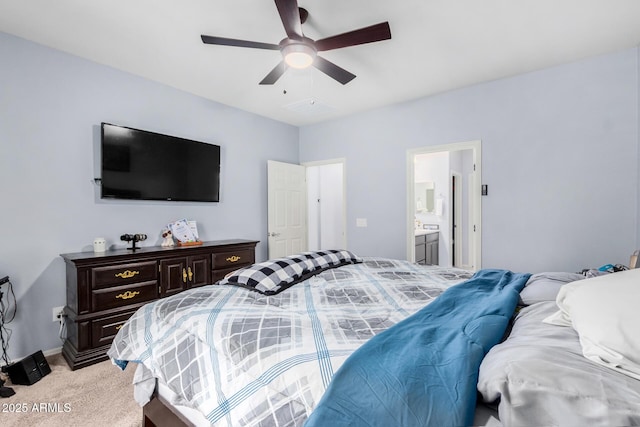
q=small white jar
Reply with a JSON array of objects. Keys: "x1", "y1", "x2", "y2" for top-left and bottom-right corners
[{"x1": 93, "y1": 237, "x2": 106, "y2": 253}]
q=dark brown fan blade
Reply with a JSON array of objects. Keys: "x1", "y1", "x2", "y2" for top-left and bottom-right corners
[
  {"x1": 201, "y1": 35, "x2": 280, "y2": 50},
  {"x1": 313, "y1": 56, "x2": 356, "y2": 85},
  {"x1": 275, "y1": 0, "x2": 303, "y2": 39},
  {"x1": 259, "y1": 61, "x2": 287, "y2": 85},
  {"x1": 315, "y1": 22, "x2": 391, "y2": 52}
]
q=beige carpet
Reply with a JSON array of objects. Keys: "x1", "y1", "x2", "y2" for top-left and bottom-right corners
[{"x1": 1, "y1": 353, "x2": 140, "y2": 427}]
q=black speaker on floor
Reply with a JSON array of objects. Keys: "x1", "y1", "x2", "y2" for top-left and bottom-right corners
[
  {"x1": 32, "y1": 350, "x2": 51, "y2": 377},
  {"x1": 6, "y1": 350, "x2": 51, "y2": 385}
]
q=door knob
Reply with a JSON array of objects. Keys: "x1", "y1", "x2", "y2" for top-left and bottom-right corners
[{"x1": 268, "y1": 232, "x2": 281, "y2": 237}]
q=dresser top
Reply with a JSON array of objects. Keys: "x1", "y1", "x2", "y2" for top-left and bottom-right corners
[{"x1": 60, "y1": 239, "x2": 259, "y2": 263}]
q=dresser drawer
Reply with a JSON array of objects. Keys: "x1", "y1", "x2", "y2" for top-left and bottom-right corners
[
  {"x1": 91, "y1": 281, "x2": 158, "y2": 311},
  {"x1": 91, "y1": 310, "x2": 136, "y2": 348},
  {"x1": 92, "y1": 261, "x2": 157, "y2": 289},
  {"x1": 212, "y1": 249, "x2": 254, "y2": 269}
]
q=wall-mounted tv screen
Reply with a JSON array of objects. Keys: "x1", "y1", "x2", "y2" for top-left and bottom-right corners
[{"x1": 101, "y1": 122, "x2": 220, "y2": 202}]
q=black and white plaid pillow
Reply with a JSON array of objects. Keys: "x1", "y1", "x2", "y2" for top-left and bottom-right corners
[
  {"x1": 296, "y1": 249, "x2": 360, "y2": 270},
  {"x1": 219, "y1": 258, "x2": 305, "y2": 294},
  {"x1": 218, "y1": 250, "x2": 362, "y2": 295}
]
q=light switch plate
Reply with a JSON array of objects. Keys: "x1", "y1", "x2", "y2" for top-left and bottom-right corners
[{"x1": 356, "y1": 218, "x2": 368, "y2": 227}]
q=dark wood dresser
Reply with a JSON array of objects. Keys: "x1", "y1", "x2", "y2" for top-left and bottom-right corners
[{"x1": 60, "y1": 239, "x2": 258, "y2": 370}]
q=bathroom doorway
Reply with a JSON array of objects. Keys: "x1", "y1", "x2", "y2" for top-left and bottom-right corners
[{"x1": 406, "y1": 141, "x2": 481, "y2": 270}]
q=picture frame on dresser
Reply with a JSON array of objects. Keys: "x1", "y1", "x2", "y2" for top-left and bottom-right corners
[{"x1": 60, "y1": 239, "x2": 259, "y2": 370}]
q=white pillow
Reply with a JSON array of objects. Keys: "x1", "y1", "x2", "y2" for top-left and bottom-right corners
[{"x1": 544, "y1": 268, "x2": 640, "y2": 380}]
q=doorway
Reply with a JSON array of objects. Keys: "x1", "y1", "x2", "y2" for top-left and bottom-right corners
[
  {"x1": 304, "y1": 159, "x2": 346, "y2": 251},
  {"x1": 267, "y1": 159, "x2": 346, "y2": 259},
  {"x1": 406, "y1": 141, "x2": 481, "y2": 270},
  {"x1": 451, "y1": 172, "x2": 464, "y2": 267}
]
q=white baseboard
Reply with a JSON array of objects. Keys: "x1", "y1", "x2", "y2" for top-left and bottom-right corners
[
  {"x1": 43, "y1": 347, "x2": 62, "y2": 357},
  {"x1": 5, "y1": 347, "x2": 62, "y2": 365}
]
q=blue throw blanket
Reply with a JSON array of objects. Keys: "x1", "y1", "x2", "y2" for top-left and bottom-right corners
[{"x1": 305, "y1": 269, "x2": 530, "y2": 427}]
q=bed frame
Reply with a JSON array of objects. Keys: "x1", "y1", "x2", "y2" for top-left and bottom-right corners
[{"x1": 143, "y1": 395, "x2": 192, "y2": 427}]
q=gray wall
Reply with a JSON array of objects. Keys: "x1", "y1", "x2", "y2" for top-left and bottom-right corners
[
  {"x1": 0, "y1": 32, "x2": 298, "y2": 359},
  {"x1": 300, "y1": 48, "x2": 639, "y2": 274},
  {"x1": 1, "y1": 30, "x2": 638, "y2": 360}
]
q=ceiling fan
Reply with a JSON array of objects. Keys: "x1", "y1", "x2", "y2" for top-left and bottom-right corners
[{"x1": 200, "y1": 0, "x2": 391, "y2": 85}]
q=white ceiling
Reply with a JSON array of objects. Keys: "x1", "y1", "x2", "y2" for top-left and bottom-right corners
[{"x1": 2, "y1": 1, "x2": 640, "y2": 126}]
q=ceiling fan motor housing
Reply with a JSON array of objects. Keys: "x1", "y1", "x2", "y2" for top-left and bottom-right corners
[{"x1": 280, "y1": 37, "x2": 317, "y2": 69}]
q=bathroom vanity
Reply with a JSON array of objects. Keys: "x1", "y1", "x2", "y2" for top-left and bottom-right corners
[{"x1": 415, "y1": 229, "x2": 439, "y2": 266}]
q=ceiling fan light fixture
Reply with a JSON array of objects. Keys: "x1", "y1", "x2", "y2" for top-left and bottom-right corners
[{"x1": 282, "y1": 43, "x2": 316, "y2": 69}]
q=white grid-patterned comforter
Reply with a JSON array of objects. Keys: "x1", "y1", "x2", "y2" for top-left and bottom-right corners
[{"x1": 108, "y1": 258, "x2": 472, "y2": 426}]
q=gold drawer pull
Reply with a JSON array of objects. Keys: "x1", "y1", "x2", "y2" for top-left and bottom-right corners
[
  {"x1": 226, "y1": 256, "x2": 241, "y2": 262},
  {"x1": 115, "y1": 290, "x2": 140, "y2": 300},
  {"x1": 182, "y1": 268, "x2": 187, "y2": 283},
  {"x1": 188, "y1": 267, "x2": 193, "y2": 281},
  {"x1": 115, "y1": 324, "x2": 124, "y2": 330},
  {"x1": 115, "y1": 270, "x2": 140, "y2": 279}
]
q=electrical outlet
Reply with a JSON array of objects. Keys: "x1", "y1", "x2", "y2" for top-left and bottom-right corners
[
  {"x1": 52, "y1": 306, "x2": 65, "y2": 322},
  {"x1": 356, "y1": 218, "x2": 368, "y2": 227}
]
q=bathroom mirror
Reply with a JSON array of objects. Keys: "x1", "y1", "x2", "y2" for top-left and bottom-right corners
[{"x1": 415, "y1": 181, "x2": 435, "y2": 213}]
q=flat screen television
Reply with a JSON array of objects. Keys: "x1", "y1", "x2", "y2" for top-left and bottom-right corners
[{"x1": 100, "y1": 122, "x2": 220, "y2": 202}]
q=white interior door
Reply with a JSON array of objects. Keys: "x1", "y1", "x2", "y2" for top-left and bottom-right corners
[{"x1": 267, "y1": 160, "x2": 307, "y2": 259}]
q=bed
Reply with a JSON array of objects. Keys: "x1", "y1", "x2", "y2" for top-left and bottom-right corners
[{"x1": 107, "y1": 250, "x2": 640, "y2": 426}]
